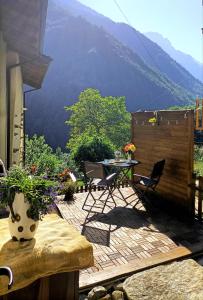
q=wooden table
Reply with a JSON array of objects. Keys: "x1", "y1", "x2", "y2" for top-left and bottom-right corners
[{"x1": 0, "y1": 214, "x2": 94, "y2": 300}]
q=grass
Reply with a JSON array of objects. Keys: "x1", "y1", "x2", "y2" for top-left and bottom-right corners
[{"x1": 194, "y1": 160, "x2": 203, "y2": 176}]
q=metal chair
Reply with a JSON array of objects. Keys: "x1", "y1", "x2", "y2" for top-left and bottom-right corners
[
  {"x1": 132, "y1": 159, "x2": 165, "y2": 207},
  {"x1": 0, "y1": 266, "x2": 13, "y2": 289},
  {"x1": 82, "y1": 161, "x2": 118, "y2": 214},
  {"x1": 0, "y1": 159, "x2": 7, "y2": 177}
]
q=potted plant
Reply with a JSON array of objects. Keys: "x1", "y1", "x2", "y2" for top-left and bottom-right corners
[
  {"x1": 58, "y1": 168, "x2": 77, "y2": 201},
  {"x1": 0, "y1": 166, "x2": 57, "y2": 241}
]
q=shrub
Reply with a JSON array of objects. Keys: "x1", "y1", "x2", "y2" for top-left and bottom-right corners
[
  {"x1": 73, "y1": 136, "x2": 114, "y2": 169},
  {"x1": 25, "y1": 135, "x2": 72, "y2": 177},
  {"x1": 194, "y1": 145, "x2": 203, "y2": 161},
  {"x1": 58, "y1": 180, "x2": 76, "y2": 201}
]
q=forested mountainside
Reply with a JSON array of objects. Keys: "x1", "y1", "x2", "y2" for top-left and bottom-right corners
[
  {"x1": 26, "y1": 0, "x2": 202, "y2": 149},
  {"x1": 145, "y1": 32, "x2": 203, "y2": 83},
  {"x1": 56, "y1": 0, "x2": 203, "y2": 95}
]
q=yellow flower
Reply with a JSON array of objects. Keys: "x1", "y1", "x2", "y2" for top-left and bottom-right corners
[
  {"x1": 124, "y1": 143, "x2": 136, "y2": 153},
  {"x1": 148, "y1": 117, "x2": 157, "y2": 123}
]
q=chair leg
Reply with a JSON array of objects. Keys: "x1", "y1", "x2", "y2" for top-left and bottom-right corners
[
  {"x1": 100, "y1": 187, "x2": 117, "y2": 213},
  {"x1": 82, "y1": 190, "x2": 91, "y2": 210}
]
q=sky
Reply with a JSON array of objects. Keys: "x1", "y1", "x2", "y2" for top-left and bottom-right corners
[{"x1": 79, "y1": 0, "x2": 203, "y2": 64}]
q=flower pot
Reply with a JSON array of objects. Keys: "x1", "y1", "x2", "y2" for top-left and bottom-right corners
[{"x1": 8, "y1": 193, "x2": 39, "y2": 241}]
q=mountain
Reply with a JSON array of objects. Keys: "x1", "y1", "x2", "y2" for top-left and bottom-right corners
[
  {"x1": 55, "y1": 0, "x2": 203, "y2": 96},
  {"x1": 145, "y1": 32, "x2": 203, "y2": 83},
  {"x1": 25, "y1": 0, "x2": 203, "y2": 149}
]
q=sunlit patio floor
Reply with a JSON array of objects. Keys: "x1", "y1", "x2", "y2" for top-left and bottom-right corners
[{"x1": 55, "y1": 187, "x2": 203, "y2": 290}]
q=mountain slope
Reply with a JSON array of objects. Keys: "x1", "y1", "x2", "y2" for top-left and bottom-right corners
[
  {"x1": 26, "y1": 1, "x2": 200, "y2": 149},
  {"x1": 145, "y1": 32, "x2": 203, "y2": 83},
  {"x1": 56, "y1": 0, "x2": 203, "y2": 96}
]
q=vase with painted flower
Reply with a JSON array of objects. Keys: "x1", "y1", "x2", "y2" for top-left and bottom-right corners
[{"x1": 0, "y1": 166, "x2": 57, "y2": 241}]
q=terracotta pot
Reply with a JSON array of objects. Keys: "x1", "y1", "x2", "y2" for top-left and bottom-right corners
[{"x1": 8, "y1": 193, "x2": 39, "y2": 241}]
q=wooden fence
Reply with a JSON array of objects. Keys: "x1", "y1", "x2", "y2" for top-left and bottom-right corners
[
  {"x1": 131, "y1": 110, "x2": 195, "y2": 216},
  {"x1": 193, "y1": 176, "x2": 203, "y2": 221},
  {"x1": 74, "y1": 180, "x2": 129, "y2": 194},
  {"x1": 195, "y1": 98, "x2": 203, "y2": 130},
  {"x1": 73, "y1": 176, "x2": 203, "y2": 221}
]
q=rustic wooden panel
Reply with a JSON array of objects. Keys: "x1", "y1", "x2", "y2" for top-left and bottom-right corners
[
  {"x1": 0, "y1": 271, "x2": 79, "y2": 300},
  {"x1": 131, "y1": 110, "x2": 194, "y2": 216}
]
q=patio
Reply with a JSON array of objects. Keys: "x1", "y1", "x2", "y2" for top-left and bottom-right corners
[{"x1": 55, "y1": 186, "x2": 203, "y2": 291}]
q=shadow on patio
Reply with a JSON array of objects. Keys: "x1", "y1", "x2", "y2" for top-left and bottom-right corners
[{"x1": 55, "y1": 186, "x2": 203, "y2": 291}]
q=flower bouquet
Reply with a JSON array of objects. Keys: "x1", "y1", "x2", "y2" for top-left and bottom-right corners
[{"x1": 123, "y1": 143, "x2": 136, "y2": 161}]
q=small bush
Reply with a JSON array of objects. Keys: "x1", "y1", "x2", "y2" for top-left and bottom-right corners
[
  {"x1": 25, "y1": 135, "x2": 73, "y2": 177},
  {"x1": 58, "y1": 180, "x2": 76, "y2": 201},
  {"x1": 194, "y1": 145, "x2": 203, "y2": 162},
  {"x1": 73, "y1": 136, "x2": 114, "y2": 169}
]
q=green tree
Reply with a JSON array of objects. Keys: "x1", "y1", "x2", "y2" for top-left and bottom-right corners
[
  {"x1": 167, "y1": 105, "x2": 195, "y2": 110},
  {"x1": 25, "y1": 135, "x2": 52, "y2": 166},
  {"x1": 25, "y1": 135, "x2": 71, "y2": 176},
  {"x1": 65, "y1": 88, "x2": 131, "y2": 151}
]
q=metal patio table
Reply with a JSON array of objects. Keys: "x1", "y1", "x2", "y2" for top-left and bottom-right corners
[{"x1": 100, "y1": 159, "x2": 140, "y2": 206}]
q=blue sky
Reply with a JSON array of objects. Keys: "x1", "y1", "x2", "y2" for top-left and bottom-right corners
[{"x1": 79, "y1": 0, "x2": 203, "y2": 64}]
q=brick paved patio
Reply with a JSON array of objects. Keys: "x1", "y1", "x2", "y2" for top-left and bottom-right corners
[{"x1": 55, "y1": 187, "x2": 203, "y2": 290}]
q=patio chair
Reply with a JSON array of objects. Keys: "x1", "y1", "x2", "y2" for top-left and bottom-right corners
[
  {"x1": 82, "y1": 161, "x2": 118, "y2": 214},
  {"x1": 0, "y1": 266, "x2": 13, "y2": 289},
  {"x1": 0, "y1": 159, "x2": 7, "y2": 177},
  {"x1": 132, "y1": 159, "x2": 165, "y2": 207}
]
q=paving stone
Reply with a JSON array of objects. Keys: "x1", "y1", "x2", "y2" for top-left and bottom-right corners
[
  {"x1": 113, "y1": 282, "x2": 124, "y2": 292},
  {"x1": 111, "y1": 291, "x2": 125, "y2": 300},
  {"x1": 88, "y1": 286, "x2": 107, "y2": 300},
  {"x1": 123, "y1": 259, "x2": 203, "y2": 300}
]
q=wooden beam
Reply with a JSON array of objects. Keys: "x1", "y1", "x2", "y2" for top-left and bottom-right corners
[{"x1": 196, "y1": 98, "x2": 199, "y2": 129}]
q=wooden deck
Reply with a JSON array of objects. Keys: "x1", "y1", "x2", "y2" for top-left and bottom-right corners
[{"x1": 55, "y1": 187, "x2": 203, "y2": 291}]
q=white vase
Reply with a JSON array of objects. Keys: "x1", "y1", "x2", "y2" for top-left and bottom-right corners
[{"x1": 8, "y1": 193, "x2": 39, "y2": 241}]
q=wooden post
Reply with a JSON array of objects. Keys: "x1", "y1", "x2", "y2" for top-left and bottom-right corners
[
  {"x1": 196, "y1": 98, "x2": 199, "y2": 129},
  {"x1": 198, "y1": 177, "x2": 203, "y2": 220},
  {"x1": 201, "y1": 99, "x2": 203, "y2": 128}
]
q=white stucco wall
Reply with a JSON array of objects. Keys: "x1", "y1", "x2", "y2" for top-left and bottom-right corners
[
  {"x1": 0, "y1": 33, "x2": 24, "y2": 168},
  {"x1": 10, "y1": 53, "x2": 24, "y2": 166},
  {"x1": 0, "y1": 32, "x2": 7, "y2": 167}
]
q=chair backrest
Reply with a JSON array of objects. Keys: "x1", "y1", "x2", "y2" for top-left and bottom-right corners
[
  {"x1": 0, "y1": 159, "x2": 7, "y2": 177},
  {"x1": 150, "y1": 159, "x2": 165, "y2": 182},
  {"x1": 83, "y1": 161, "x2": 105, "y2": 180}
]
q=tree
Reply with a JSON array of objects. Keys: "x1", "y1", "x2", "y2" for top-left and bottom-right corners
[
  {"x1": 167, "y1": 105, "x2": 195, "y2": 110},
  {"x1": 25, "y1": 135, "x2": 71, "y2": 176},
  {"x1": 65, "y1": 88, "x2": 131, "y2": 152}
]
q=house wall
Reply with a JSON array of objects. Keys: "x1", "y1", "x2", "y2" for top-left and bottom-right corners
[
  {"x1": 131, "y1": 110, "x2": 194, "y2": 216},
  {"x1": 0, "y1": 31, "x2": 24, "y2": 168},
  {"x1": 9, "y1": 53, "x2": 24, "y2": 166},
  {"x1": 0, "y1": 32, "x2": 7, "y2": 166}
]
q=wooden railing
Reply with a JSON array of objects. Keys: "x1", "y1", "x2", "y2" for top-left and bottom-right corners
[
  {"x1": 74, "y1": 180, "x2": 130, "y2": 194},
  {"x1": 74, "y1": 176, "x2": 203, "y2": 221},
  {"x1": 193, "y1": 176, "x2": 203, "y2": 221},
  {"x1": 195, "y1": 99, "x2": 203, "y2": 130}
]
